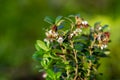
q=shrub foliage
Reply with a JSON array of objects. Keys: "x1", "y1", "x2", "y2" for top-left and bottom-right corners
[{"x1": 33, "y1": 15, "x2": 110, "y2": 80}]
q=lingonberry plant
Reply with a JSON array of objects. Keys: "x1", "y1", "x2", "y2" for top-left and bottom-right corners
[{"x1": 33, "y1": 15, "x2": 111, "y2": 80}]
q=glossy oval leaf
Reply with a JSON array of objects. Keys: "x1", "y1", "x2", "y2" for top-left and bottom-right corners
[
  {"x1": 56, "y1": 72, "x2": 62, "y2": 79},
  {"x1": 55, "y1": 16, "x2": 63, "y2": 25},
  {"x1": 36, "y1": 40, "x2": 49, "y2": 51},
  {"x1": 46, "y1": 69, "x2": 56, "y2": 79},
  {"x1": 44, "y1": 16, "x2": 54, "y2": 25}
]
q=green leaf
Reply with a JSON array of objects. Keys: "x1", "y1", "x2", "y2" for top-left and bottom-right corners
[
  {"x1": 35, "y1": 43, "x2": 42, "y2": 51},
  {"x1": 41, "y1": 58, "x2": 51, "y2": 69},
  {"x1": 43, "y1": 52, "x2": 60, "y2": 59},
  {"x1": 64, "y1": 17, "x2": 74, "y2": 24},
  {"x1": 104, "y1": 49, "x2": 110, "y2": 55},
  {"x1": 74, "y1": 43, "x2": 84, "y2": 51},
  {"x1": 56, "y1": 20, "x2": 64, "y2": 26},
  {"x1": 46, "y1": 77, "x2": 52, "y2": 80},
  {"x1": 68, "y1": 14, "x2": 80, "y2": 17},
  {"x1": 65, "y1": 65, "x2": 72, "y2": 70},
  {"x1": 34, "y1": 65, "x2": 45, "y2": 72},
  {"x1": 56, "y1": 72, "x2": 61, "y2": 79},
  {"x1": 49, "y1": 52, "x2": 60, "y2": 59},
  {"x1": 64, "y1": 61, "x2": 69, "y2": 65},
  {"x1": 46, "y1": 69, "x2": 55, "y2": 79},
  {"x1": 43, "y1": 53, "x2": 50, "y2": 58},
  {"x1": 57, "y1": 25, "x2": 64, "y2": 30},
  {"x1": 32, "y1": 51, "x2": 44, "y2": 60},
  {"x1": 68, "y1": 15, "x2": 75, "y2": 17},
  {"x1": 75, "y1": 14, "x2": 80, "y2": 17},
  {"x1": 36, "y1": 40, "x2": 49, "y2": 51},
  {"x1": 41, "y1": 59, "x2": 45, "y2": 67},
  {"x1": 44, "y1": 16, "x2": 54, "y2": 24},
  {"x1": 55, "y1": 16, "x2": 63, "y2": 25},
  {"x1": 38, "y1": 69, "x2": 45, "y2": 72},
  {"x1": 86, "y1": 55, "x2": 95, "y2": 61},
  {"x1": 94, "y1": 22, "x2": 101, "y2": 27},
  {"x1": 102, "y1": 24, "x2": 109, "y2": 31}
]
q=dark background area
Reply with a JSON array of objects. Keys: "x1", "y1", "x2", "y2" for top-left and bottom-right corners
[{"x1": 0, "y1": 0, "x2": 120, "y2": 80}]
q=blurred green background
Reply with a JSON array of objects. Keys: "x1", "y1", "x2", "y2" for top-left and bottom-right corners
[{"x1": 0, "y1": 0, "x2": 120, "y2": 80}]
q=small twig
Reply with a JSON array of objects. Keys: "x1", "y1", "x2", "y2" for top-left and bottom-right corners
[
  {"x1": 87, "y1": 38, "x2": 96, "y2": 78},
  {"x1": 73, "y1": 49, "x2": 78, "y2": 80},
  {"x1": 70, "y1": 40, "x2": 78, "y2": 80},
  {"x1": 60, "y1": 45, "x2": 70, "y2": 80}
]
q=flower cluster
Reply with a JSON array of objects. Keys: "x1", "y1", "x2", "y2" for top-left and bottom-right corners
[
  {"x1": 75, "y1": 16, "x2": 89, "y2": 28},
  {"x1": 92, "y1": 23, "x2": 110, "y2": 50},
  {"x1": 45, "y1": 31, "x2": 64, "y2": 44},
  {"x1": 45, "y1": 25, "x2": 58, "y2": 40},
  {"x1": 44, "y1": 25, "x2": 64, "y2": 44},
  {"x1": 44, "y1": 16, "x2": 90, "y2": 44}
]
